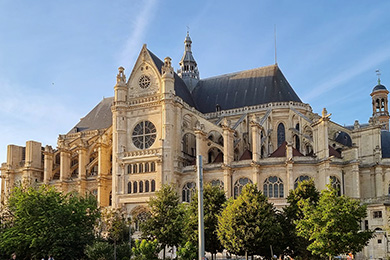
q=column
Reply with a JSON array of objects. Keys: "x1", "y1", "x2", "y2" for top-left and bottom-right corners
[
  {"x1": 221, "y1": 118, "x2": 234, "y2": 165},
  {"x1": 78, "y1": 146, "x2": 87, "y2": 195},
  {"x1": 375, "y1": 166, "x2": 384, "y2": 197},
  {"x1": 250, "y1": 117, "x2": 261, "y2": 162},
  {"x1": 43, "y1": 146, "x2": 53, "y2": 184}
]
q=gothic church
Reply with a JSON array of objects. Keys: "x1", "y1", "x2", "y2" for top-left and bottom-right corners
[{"x1": 1, "y1": 33, "x2": 390, "y2": 259}]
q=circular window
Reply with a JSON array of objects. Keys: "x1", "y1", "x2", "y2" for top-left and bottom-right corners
[
  {"x1": 139, "y1": 75, "x2": 151, "y2": 89},
  {"x1": 132, "y1": 121, "x2": 157, "y2": 149}
]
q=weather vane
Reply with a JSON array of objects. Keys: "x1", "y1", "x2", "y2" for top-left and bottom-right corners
[
  {"x1": 376, "y1": 69, "x2": 381, "y2": 84},
  {"x1": 186, "y1": 25, "x2": 190, "y2": 34}
]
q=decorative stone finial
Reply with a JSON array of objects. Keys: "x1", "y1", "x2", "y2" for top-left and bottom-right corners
[
  {"x1": 322, "y1": 108, "x2": 331, "y2": 119},
  {"x1": 116, "y1": 67, "x2": 126, "y2": 84},
  {"x1": 162, "y1": 57, "x2": 174, "y2": 78}
]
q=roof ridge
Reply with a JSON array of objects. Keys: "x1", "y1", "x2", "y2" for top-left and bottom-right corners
[{"x1": 201, "y1": 64, "x2": 278, "y2": 81}]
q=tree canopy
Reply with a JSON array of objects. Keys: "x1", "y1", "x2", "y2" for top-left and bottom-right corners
[
  {"x1": 281, "y1": 179, "x2": 320, "y2": 259},
  {"x1": 217, "y1": 184, "x2": 281, "y2": 260},
  {"x1": 0, "y1": 185, "x2": 99, "y2": 260},
  {"x1": 184, "y1": 183, "x2": 226, "y2": 259},
  {"x1": 296, "y1": 184, "x2": 374, "y2": 260},
  {"x1": 141, "y1": 184, "x2": 185, "y2": 259}
]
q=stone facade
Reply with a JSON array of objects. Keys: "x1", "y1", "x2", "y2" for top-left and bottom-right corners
[{"x1": 1, "y1": 34, "x2": 390, "y2": 259}]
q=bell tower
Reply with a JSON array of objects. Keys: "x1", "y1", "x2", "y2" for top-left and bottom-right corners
[
  {"x1": 371, "y1": 70, "x2": 389, "y2": 130},
  {"x1": 177, "y1": 31, "x2": 199, "y2": 92}
]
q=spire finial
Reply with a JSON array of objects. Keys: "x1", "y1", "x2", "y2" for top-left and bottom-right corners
[
  {"x1": 274, "y1": 24, "x2": 278, "y2": 65},
  {"x1": 186, "y1": 25, "x2": 190, "y2": 36},
  {"x1": 376, "y1": 69, "x2": 381, "y2": 85}
]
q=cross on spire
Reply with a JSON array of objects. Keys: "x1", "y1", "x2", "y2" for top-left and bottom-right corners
[{"x1": 376, "y1": 69, "x2": 381, "y2": 85}]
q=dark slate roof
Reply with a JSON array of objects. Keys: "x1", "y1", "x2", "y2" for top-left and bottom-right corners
[
  {"x1": 191, "y1": 65, "x2": 302, "y2": 113},
  {"x1": 381, "y1": 131, "x2": 390, "y2": 158},
  {"x1": 373, "y1": 84, "x2": 387, "y2": 92},
  {"x1": 269, "y1": 141, "x2": 304, "y2": 157},
  {"x1": 68, "y1": 97, "x2": 113, "y2": 134},
  {"x1": 334, "y1": 131, "x2": 352, "y2": 147},
  {"x1": 329, "y1": 146, "x2": 341, "y2": 158},
  {"x1": 148, "y1": 50, "x2": 196, "y2": 108}
]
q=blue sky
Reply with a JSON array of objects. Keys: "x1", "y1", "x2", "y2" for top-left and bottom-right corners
[{"x1": 0, "y1": 0, "x2": 390, "y2": 163}]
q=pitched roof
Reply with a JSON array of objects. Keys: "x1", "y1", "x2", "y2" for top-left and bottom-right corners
[
  {"x1": 148, "y1": 50, "x2": 196, "y2": 108},
  {"x1": 68, "y1": 97, "x2": 113, "y2": 134},
  {"x1": 191, "y1": 64, "x2": 302, "y2": 113},
  {"x1": 269, "y1": 141, "x2": 303, "y2": 157}
]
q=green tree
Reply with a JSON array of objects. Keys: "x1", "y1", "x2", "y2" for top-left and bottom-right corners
[
  {"x1": 141, "y1": 184, "x2": 185, "y2": 259},
  {"x1": 0, "y1": 185, "x2": 99, "y2": 260},
  {"x1": 132, "y1": 239, "x2": 160, "y2": 260},
  {"x1": 296, "y1": 184, "x2": 374, "y2": 260},
  {"x1": 184, "y1": 184, "x2": 226, "y2": 260},
  {"x1": 86, "y1": 208, "x2": 132, "y2": 260},
  {"x1": 177, "y1": 241, "x2": 197, "y2": 260},
  {"x1": 217, "y1": 184, "x2": 281, "y2": 260},
  {"x1": 281, "y1": 179, "x2": 320, "y2": 259}
]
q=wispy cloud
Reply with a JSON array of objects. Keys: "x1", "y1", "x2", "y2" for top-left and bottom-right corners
[
  {"x1": 119, "y1": 0, "x2": 159, "y2": 70},
  {"x1": 302, "y1": 44, "x2": 390, "y2": 102}
]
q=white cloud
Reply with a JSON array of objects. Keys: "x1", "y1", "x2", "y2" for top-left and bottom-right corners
[
  {"x1": 119, "y1": 0, "x2": 159, "y2": 70},
  {"x1": 302, "y1": 44, "x2": 390, "y2": 102}
]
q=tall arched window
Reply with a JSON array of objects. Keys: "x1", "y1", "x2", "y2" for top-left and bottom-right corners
[
  {"x1": 151, "y1": 162, "x2": 156, "y2": 172},
  {"x1": 139, "y1": 181, "x2": 144, "y2": 193},
  {"x1": 182, "y1": 182, "x2": 196, "y2": 202},
  {"x1": 139, "y1": 163, "x2": 143, "y2": 173},
  {"x1": 264, "y1": 176, "x2": 284, "y2": 198},
  {"x1": 151, "y1": 180, "x2": 156, "y2": 192},
  {"x1": 127, "y1": 164, "x2": 132, "y2": 174},
  {"x1": 294, "y1": 175, "x2": 310, "y2": 189},
  {"x1": 128, "y1": 181, "x2": 132, "y2": 194},
  {"x1": 234, "y1": 178, "x2": 252, "y2": 198},
  {"x1": 145, "y1": 180, "x2": 150, "y2": 192},
  {"x1": 330, "y1": 176, "x2": 342, "y2": 196},
  {"x1": 145, "y1": 163, "x2": 149, "y2": 173},
  {"x1": 133, "y1": 164, "x2": 137, "y2": 174},
  {"x1": 133, "y1": 181, "x2": 138, "y2": 193},
  {"x1": 277, "y1": 123, "x2": 285, "y2": 147}
]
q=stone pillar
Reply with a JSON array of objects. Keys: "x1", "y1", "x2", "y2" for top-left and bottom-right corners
[
  {"x1": 251, "y1": 163, "x2": 261, "y2": 190},
  {"x1": 250, "y1": 116, "x2": 261, "y2": 162},
  {"x1": 222, "y1": 118, "x2": 234, "y2": 165},
  {"x1": 222, "y1": 165, "x2": 232, "y2": 198},
  {"x1": 195, "y1": 129, "x2": 207, "y2": 165},
  {"x1": 286, "y1": 142, "x2": 294, "y2": 191},
  {"x1": 352, "y1": 164, "x2": 360, "y2": 198},
  {"x1": 43, "y1": 146, "x2": 53, "y2": 184},
  {"x1": 312, "y1": 108, "x2": 330, "y2": 159},
  {"x1": 59, "y1": 149, "x2": 71, "y2": 182},
  {"x1": 77, "y1": 146, "x2": 87, "y2": 195},
  {"x1": 97, "y1": 143, "x2": 111, "y2": 205},
  {"x1": 375, "y1": 166, "x2": 384, "y2": 197}
]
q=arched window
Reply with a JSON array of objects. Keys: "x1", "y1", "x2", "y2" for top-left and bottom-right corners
[
  {"x1": 128, "y1": 182, "x2": 132, "y2": 194},
  {"x1": 151, "y1": 180, "x2": 156, "y2": 192},
  {"x1": 277, "y1": 123, "x2": 285, "y2": 147},
  {"x1": 234, "y1": 178, "x2": 252, "y2": 198},
  {"x1": 151, "y1": 162, "x2": 156, "y2": 172},
  {"x1": 145, "y1": 180, "x2": 150, "y2": 192},
  {"x1": 294, "y1": 175, "x2": 310, "y2": 189},
  {"x1": 211, "y1": 179, "x2": 224, "y2": 189},
  {"x1": 264, "y1": 176, "x2": 284, "y2": 198},
  {"x1": 134, "y1": 211, "x2": 149, "y2": 231},
  {"x1": 127, "y1": 164, "x2": 132, "y2": 174},
  {"x1": 109, "y1": 191, "x2": 112, "y2": 206},
  {"x1": 182, "y1": 182, "x2": 196, "y2": 202},
  {"x1": 330, "y1": 176, "x2": 342, "y2": 196},
  {"x1": 145, "y1": 163, "x2": 149, "y2": 173},
  {"x1": 139, "y1": 163, "x2": 143, "y2": 173},
  {"x1": 295, "y1": 123, "x2": 300, "y2": 151},
  {"x1": 133, "y1": 181, "x2": 138, "y2": 193},
  {"x1": 139, "y1": 181, "x2": 144, "y2": 193},
  {"x1": 133, "y1": 164, "x2": 137, "y2": 174}
]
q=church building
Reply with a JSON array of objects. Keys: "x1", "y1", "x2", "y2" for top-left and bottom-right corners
[{"x1": 1, "y1": 33, "x2": 390, "y2": 259}]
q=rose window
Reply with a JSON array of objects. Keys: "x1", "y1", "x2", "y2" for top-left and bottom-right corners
[{"x1": 132, "y1": 121, "x2": 157, "y2": 149}]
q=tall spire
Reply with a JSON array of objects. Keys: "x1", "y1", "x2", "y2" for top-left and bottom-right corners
[{"x1": 177, "y1": 31, "x2": 200, "y2": 92}]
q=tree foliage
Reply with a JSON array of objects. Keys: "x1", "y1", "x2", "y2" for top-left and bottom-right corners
[
  {"x1": 184, "y1": 184, "x2": 226, "y2": 258},
  {"x1": 281, "y1": 179, "x2": 320, "y2": 259},
  {"x1": 141, "y1": 184, "x2": 185, "y2": 259},
  {"x1": 132, "y1": 239, "x2": 160, "y2": 260},
  {"x1": 296, "y1": 184, "x2": 374, "y2": 259},
  {"x1": 217, "y1": 184, "x2": 281, "y2": 259},
  {"x1": 0, "y1": 185, "x2": 99, "y2": 260},
  {"x1": 177, "y1": 241, "x2": 197, "y2": 260}
]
